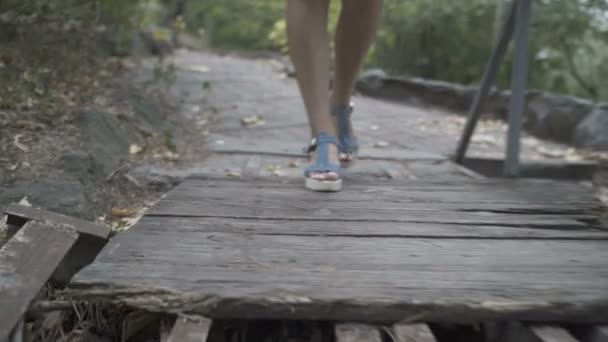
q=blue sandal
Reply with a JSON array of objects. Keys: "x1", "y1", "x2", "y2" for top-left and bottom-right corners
[
  {"x1": 332, "y1": 104, "x2": 359, "y2": 167},
  {"x1": 304, "y1": 133, "x2": 342, "y2": 192}
]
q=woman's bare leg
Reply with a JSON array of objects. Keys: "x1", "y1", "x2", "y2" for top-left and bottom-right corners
[
  {"x1": 287, "y1": 0, "x2": 338, "y2": 181},
  {"x1": 331, "y1": 0, "x2": 383, "y2": 161},
  {"x1": 332, "y1": 0, "x2": 383, "y2": 105}
]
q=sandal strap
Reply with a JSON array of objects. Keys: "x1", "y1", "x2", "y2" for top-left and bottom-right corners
[
  {"x1": 332, "y1": 104, "x2": 359, "y2": 154},
  {"x1": 304, "y1": 133, "x2": 340, "y2": 176}
]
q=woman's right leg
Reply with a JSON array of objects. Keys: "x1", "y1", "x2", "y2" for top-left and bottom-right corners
[{"x1": 286, "y1": 0, "x2": 340, "y2": 183}]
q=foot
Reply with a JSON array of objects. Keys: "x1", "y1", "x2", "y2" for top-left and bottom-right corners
[
  {"x1": 332, "y1": 104, "x2": 359, "y2": 167},
  {"x1": 305, "y1": 133, "x2": 342, "y2": 192}
]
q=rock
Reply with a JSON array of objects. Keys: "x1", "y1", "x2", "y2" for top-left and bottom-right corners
[
  {"x1": 573, "y1": 104, "x2": 608, "y2": 150},
  {"x1": 58, "y1": 151, "x2": 96, "y2": 179},
  {"x1": 75, "y1": 110, "x2": 133, "y2": 177},
  {"x1": 0, "y1": 178, "x2": 93, "y2": 220},
  {"x1": 524, "y1": 92, "x2": 594, "y2": 142},
  {"x1": 128, "y1": 165, "x2": 187, "y2": 192},
  {"x1": 131, "y1": 94, "x2": 168, "y2": 133},
  {"x1": 357, "y1": 69, "x2": 387, "y2": 92}
]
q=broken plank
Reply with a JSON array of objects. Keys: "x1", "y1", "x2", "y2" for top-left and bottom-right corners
[
  {"x1": 392, "y1": 324, "x2": 437, "y2": 342},
  {"x1": 4, "y1": 204, "x2": 110, "y2": 285},
  {"x1": 335, "y1": 324, "x2": 382, "y2": 342},
  {"x1": 165, "y1": 317, "x2": 211, "y2": 342},
  {"x1": 5, "y1": 203, "x2": 109, "y2": 239},
  {"x1": 0, "y1": 221, "x2": 78, "y2": 341}
]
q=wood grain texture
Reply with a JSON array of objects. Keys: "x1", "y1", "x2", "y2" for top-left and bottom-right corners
[
  {"x1": 146, "y1": 179, "x2": 599, "y2": 229},
  {"x1": 165, "y1": 317, "x2": 211, "y2": 342},
  {"x1": 133, "y1": 216, "x2": 608, "y2": 240},
  {"x1": 70, "y1": 179, "x2": 608, "y2": 323},
  {"x1": 71, "y1": 231, "x2": 608, "y2": 322},
  {"x1": 335, "y1": 324, "x2": 382, "y2": 342},
  {"x1": 0, "y1": 222, "x2": 78, "y2": 341},
  {"x1": 5, "y1": 204, "x2": 109, "y2": 239},
  {"x1": 392, "y1": 324, "x2": 437, "y2": 342}
]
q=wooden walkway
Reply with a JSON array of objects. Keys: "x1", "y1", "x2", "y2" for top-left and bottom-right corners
[
  {"x1": 71, "y1": 177, "x2": 608, "y2": 322},
  {"x1": 70, "y1": 51, "x2": 608, "y2": 328}
]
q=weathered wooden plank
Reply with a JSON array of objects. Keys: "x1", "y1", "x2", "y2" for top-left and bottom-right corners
[
  {"x1": 167, "y1": 178, "x2": 595, "y2": 200},
  {"x1": 335, "y1": 324, "x2": 382, "y2": 342},
  {"x1": 148, "y1": 200, "x2": 592, "y2": 228},
  {"x1": 71, "y1": 231, "x2": 608, "y2": 322},
  {"x1": 165, "y1": 317, "x2": 211, "y2": 342},
  {"x1": 0, "y1": 222, "x2": 78, "y2": 341},
  {"x1": 136, "y1": 216, "x2": 608, "y2": 239},
  {"x1": 156, "y1": 180, "x2": 598, "y2": 212},
  {"x1": 392, "y1": 324, "x2": 437, "y2": 342},
  {"x1": 4, "y1": 204, "x2": 109, "y2": 239}
]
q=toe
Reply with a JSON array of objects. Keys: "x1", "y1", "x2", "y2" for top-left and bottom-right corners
[{"x1": 311, "y1": 171, "x2": 338, "y2": 181}]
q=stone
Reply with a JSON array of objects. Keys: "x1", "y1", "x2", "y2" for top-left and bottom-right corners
[
  {"x1": 356, "y1": 69, "x2": 388, "y2": 92},
  {"x1": 75, "y1": 110, "x2": 132, "y2": 177},
  {"x1": 57, "y1": 151, "x2": 96, "y2": 179},
  {"x1": 128, "y1": 165, "x2": 188, "y2": 192},
  {"x1": 0, "y1": 178, "x2": 93, "y2": 220},
  {"x1": 524, "y1": 92, "x2": 594, "y2": 142},
  {"x1": 131, "y1": 94, "x2": 168, "y2": 133},
  {"x1": 573, "y1": 104, "x2": 608, "y2": 150}
]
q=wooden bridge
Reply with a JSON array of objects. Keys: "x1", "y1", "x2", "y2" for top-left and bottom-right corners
[{"x1": 3, "y1": 3, "x2": 608, "y2": 339}]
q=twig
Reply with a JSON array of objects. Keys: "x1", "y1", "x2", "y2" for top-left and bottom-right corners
[{"x1": 27, "y1": 300, "x2": 74, "y2": 315}]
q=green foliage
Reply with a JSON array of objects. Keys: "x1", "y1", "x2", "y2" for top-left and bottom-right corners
[
  {"x1": 2, "y1": 0, "x2": 607, "y2": 101},
  {"x1": 180, "y1": 0, "x2": 608, "y2": 101}
]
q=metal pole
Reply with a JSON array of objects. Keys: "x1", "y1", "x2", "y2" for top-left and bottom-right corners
[
  {"x1": 504, "y1": 0, "x2": 532, "y2": 177},
  {"x1": 454, "y1": 1, "x2": 517, "y2": 164}
]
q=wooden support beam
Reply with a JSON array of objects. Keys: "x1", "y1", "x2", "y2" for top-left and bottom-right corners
[
  {"x1": 531, "y1": 326, "x2": 580, "y2": 342},
  {"x1": 335, "y1": 324, "x2": 382, "y2": 342},
  {"x1": 486, "y1": 323, "x2": 581, "y2": 342},
  {"x1": 0, "y1": 222, "x2": 79, "y2": 341},
  {"x1": 571, "y1": 326, "x2": 608, "y2": 342},
  {"x1": 391, "y1": 324, "x2": 437, "y2": 342},
  {"x1": 165, "y1": 316, "x2": 211, "y2": 342}
]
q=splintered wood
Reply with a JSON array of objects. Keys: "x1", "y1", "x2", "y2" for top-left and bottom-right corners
[{"x1": 70, "y1": 178, "x2": 608, "y2": 323}]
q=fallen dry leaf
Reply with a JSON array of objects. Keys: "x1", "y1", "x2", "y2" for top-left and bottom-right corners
[
  {"x1": 226, "y1": 171, "x2": 241, "y2": 178},
  {"x1": 13, "y1": 134, "x2": 29, "y2": 152},
  {"x1": 163, "y1": 151, "x2": 179, "y2": 161},
  {"x1": 267, "y1": 164, "x2": 282, "y2": 172},
  {"x1": 241, "y1": 115, "x2": 265, "y2": 128},
  {"x1": 272, "y1": 169, "x2": 285, "y2": 177},
  {"x1": 472, "y1": 134, "x2": 498, "y2": 145},
  {"x1": 287, "y1": 160, "x2": 299, "y2": 168},
  {"x1": 111, "y1": 207, "x2": 136, "y2": 217},
  {"x1": 536, "y1": 146, "x2": 566, "y2": 159},
  {"x1": 129, "y1": 144, "x2": 143, "y2": 155}
]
